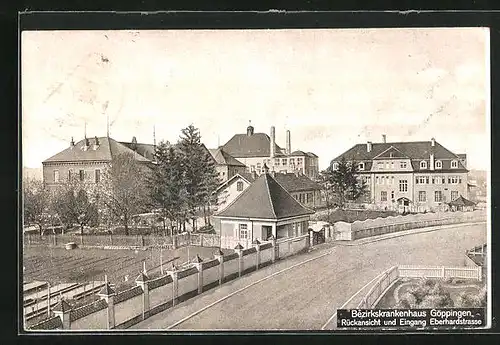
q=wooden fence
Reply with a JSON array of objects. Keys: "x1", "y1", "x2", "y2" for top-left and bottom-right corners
[{"x1": 398, "y1": 265, "x2": 482, "y2": 281}]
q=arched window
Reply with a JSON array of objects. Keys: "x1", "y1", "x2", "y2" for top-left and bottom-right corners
[
  {"x1": 358, "y1": 162, "x2": 365, "y2": 171},
  {"x1": 237, "y1": 181, "x2": 243, "y2": 191},
  {"x1": 332, "y1": 162, "x2": 339, "y2": 170},
  {"x1": 420, "y1": 161, "x2": 427, "y2": 169},
  {"x1": 435, "y1": 160, "x2": 442, "y2": 169},
  {"x1": 451, "y1": 160, "x2": 458, "y2": 168}
]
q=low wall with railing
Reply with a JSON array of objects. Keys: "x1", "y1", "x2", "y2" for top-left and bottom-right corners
[
  {"x1": 357, "y1": 265, "x2": 483, "y2": 309},
  {"x1": 334, "y1": 210, "x2": 486, "y2": 241},
  {"x1": 27, "y1": 234, "x2": 309, "y2": 331}
]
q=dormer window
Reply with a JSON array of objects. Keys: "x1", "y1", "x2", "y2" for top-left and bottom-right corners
[
  {"x1": 420, "y1": 161, "x2": 427, "y2": 169},
  {"x1": 435, "y1": 160, "x2": 442, "y2": 169},
  {"x1": 451, "y1": 160, "x2": 458, "y2": 168},
  {"x1": 332, "y1": 162, "x2": 339, "y2": 170},
  {"x1": 358, "y1": 162, "x2": 365, "y2": 171}
]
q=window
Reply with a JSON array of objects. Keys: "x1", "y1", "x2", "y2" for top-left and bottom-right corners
[
  {"x1": 332, "y1": 162, "x2": 338, "y2": 170},
  {"x1": 451, "y1": 160, "x2": 458, "y2": 168},
  {"x1": 416, "y1": 176, "x2": 427, "y2": 184},
  {"x1": 451, "y1": 191, "x2": 459, "y2": 201},
  {"x1": 79, "y1": 170, "x2": 85, "y2": 181},
  {"x1": 391, "y1": 191, "x2": 395, "y2": 200},
  {"x1": 358, "y1": 162, "x2": 365, "y2": 170},
  {"x1": 426, "y1": 176, "x2": 430, "y2": 184},
  {"x1": 381, "y1": 191, "x2": 387, "y2": 202},
  {"x1": 282, "y1": 158, "x2": 287, "y2": 165},
  {"x1": 297, "y1": 158, "x2": 303, "y2": 165},
  {"x1": 435, "y1": 191, "x2": 443, "y2": 202},
  {"x1": 95, "y1": 169, "x2": 101, "y2": 183},
  {"x1": 391, "y1": 162, "x2": 395, "y2": 169},
  {"x1": 237, "y1": 181, "x2": 244, "y2": 191},
  {"x1": 290, "y1": 158, "x2": 295, "y2": 166},
  {"x1": 54, "y1": 170, "x2": 60, "y2": 183},
  {"x1": 381, "y1": 176, "x2": 385, "y2": 185},
  {"x1": 420, "y1": 161, "x2": 427, "y2": 169},
  {"x1": 256, "y1": 163, "x2": 261, "y2": 169},
  {"x1": 418, "y1": 191, "x2": 426, "y2": 202},
  {"x1": 400, "y1": 161, "x2": 407, "y2": 169},
  {"x1": 435, "y1": 160, "x2": 442, "y2": 169},
  {"x1": 391, "y1": 176, "x2": 395, "y2": 185},
  {"x1": 275, "y1": 159, "x2": 280, "y2": 166},
  {"x1": 239, "y1": 224, "x2": 248, "y2": 239},
  {"x1": 376, "y1": 176, "x2": 379, "y2": 184},
  {"x1": 307, "y1": 193, "x2": 313, "y2": 203},
  {"x1": 399, "y1": 180, "x2": 408, "y2": 192},
  {"x1": 449, "y1": 176, "x2": 459, "y2": 184},
  {"x1": 299, "y1": 194, "x2": 305, "y2": 203},
  {"x1": 68, "y1": 170, "x2": 72, "y2": 181},
  {"x1": 377, "y1": 162, "x2": 384, "y2": 170}
]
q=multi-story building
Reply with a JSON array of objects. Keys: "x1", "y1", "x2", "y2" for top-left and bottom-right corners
[
  {"x1": 42, "y1": 136, "x2": 154, "y2": 193},
  {"x1": 208, "y1": 147, "x2": 247, "y2": 182},
  {"x1": 331, "y1": 137, "x2": 469, "y2": 212},
  {"x1": 220, "y1": 124, "x2": 320, "y2": 181}
]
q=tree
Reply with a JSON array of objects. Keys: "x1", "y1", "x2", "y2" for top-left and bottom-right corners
[
  {"x1": 52, "y1": 181, "x2": 99, "y2": 235},
  {"x1": 23, "y1": 178, "x2": 52, "y2": 235},
  {"x1": 101, "y1": 152, "x2": 149, "y2": 235},
  {"x1": 177, "y1": 125, "x2": 219, "y2": 231},
  {"x1": 147, "y1": 141, "x2": 188, "y2": 235},
  {"x1": 320, "y1": 157, "x2": 367, "y2": 211}
]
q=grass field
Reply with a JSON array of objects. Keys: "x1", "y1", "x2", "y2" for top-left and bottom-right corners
[{"x1": 23, "y1": 245, "x2": 233, "y2": 290}]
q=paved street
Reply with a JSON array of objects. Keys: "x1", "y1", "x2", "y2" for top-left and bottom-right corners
[{"x1": 131, "y1": 223, "x2": 486, "y2": 330}]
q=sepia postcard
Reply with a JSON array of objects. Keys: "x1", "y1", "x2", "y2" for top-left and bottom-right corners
[{"x1": 20, "y1": 24, "x2": 491, "y2": 332}]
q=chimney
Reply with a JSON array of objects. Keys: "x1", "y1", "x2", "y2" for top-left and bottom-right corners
[
  {"x1": 286, "y1": 130, "x2": 291, "y2": 155},
  {"x1": 430, "y1": 153, "x2": 435, "y2": 171},
  {"x1": 70, "y1": 137, "x2": 75, "y2": 149},
  {"x1": 93, "y1": 136, "x2": 100, "y2": 150},
  {"x1": 270, "y1": 126, "x2": 276, "y2": 157},
  {"x1": 382, "y1": 134, "x2": 386, "y2": 143},
  {"x1": 131, "y1": 136, "x2": 137, "y2": 151},
  {"x1": 83, "y1": 137, "x2": 90, "y2": 151},
  {"x1": 247, "y1": 123, "x2": 254, "y2": 136},
  {"x1": 431, "y1": 137, "x2": 435, "y2": 147},
  {"x1": 367, "y1": 141, "x2": 372, "y2": 152}
]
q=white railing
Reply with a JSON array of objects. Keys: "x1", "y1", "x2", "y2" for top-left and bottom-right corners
[
  {"x1": 398, "y1": 265, "x2": 482, "y2": 281},
  {"x1": 357, "y1": 266, "x2": 399, "y2": 309},
  {"x1": 357, "y1": 264, "x2": 483, "y2": 309}
]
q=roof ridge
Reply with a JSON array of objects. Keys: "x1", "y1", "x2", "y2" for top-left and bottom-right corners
[
  {"x1": 264, "y1": 174, "x2": 278, "y2": 219},
  {"x1": 213, "y1": 175, "x2": 259, "y2": 216},
  {"x1": 270, "y1": 174, "x2": 315, "y2": 214}
]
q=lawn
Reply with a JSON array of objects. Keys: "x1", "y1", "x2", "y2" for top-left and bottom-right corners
[{"x1": 23, "y1": 245, "x2": 233, "y2": 290}]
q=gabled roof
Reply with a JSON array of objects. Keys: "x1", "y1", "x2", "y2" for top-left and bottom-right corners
[
  {"x1": 273, "y1": 173, "x2": 322, "y2": 193},
  {"x1": 449, "y1": 195, "x2": 476, "y2": 207},
  {"x1": 43, "y1": 137, "x2": 152, "y2": 164},
  {"x1": 119, "y1": 142, "x2": 155, "y2": 161},
  {"x1": 52, "y1": 299, "x2": 72, "y2": 313},
  {"x1": 214, "y1": 172, "x2": 256, "y2": 194},
  {"x1": 222, "y1": 133, "x2": 283, "y2": 158},
  {"x1": 209, "y1": 148, "x2": 246, "y2": 167},
  {"x1": 290, "y1": 150, "x2": 307, "y2": 156},
  {"x1": 214, "y1": 173, "x2": 314, "y2": 220},
  {"x1": 332, "y1": 140, "x2": 467, "y2": 171}
]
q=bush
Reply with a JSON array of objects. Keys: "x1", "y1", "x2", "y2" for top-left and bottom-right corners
[
  {"x1": 397, "y1": 279, "x2": 454, "y2": 309},
  {"x1": 456, "y1": 286, "x2": 487, "y2": 308}
]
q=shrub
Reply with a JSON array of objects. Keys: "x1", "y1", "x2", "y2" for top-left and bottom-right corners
[{"x1": 398, "y1": 279, "x2": 454, "y2": 309}]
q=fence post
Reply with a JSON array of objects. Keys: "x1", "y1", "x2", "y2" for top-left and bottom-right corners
[
  {"x1": 53, "y1": 299, "x2": 72, "y2": 329},
  {"x1": 214, "y1": 249, "x2": 224, "y2": 285},
  {"x1": 173, "y1": 235, "x2": 178, "y2": 250},
  {"x1": 80, "y1": 234, "x2": 83, "y2": 246},
  {"x1": 478, "y1": 267, "x2": 482, "y2": 282},
  {"x1": 109, "y1": 234, "x2": 113, "y2": 246},
  {"x1": 269, "y1": 235, "x2": 278, "y2": 262},
  {"x1": 192, "y1": 255, "x2": 204, "y2": 294},
  {"x1": 169, "y1": 264, "x2": 179, "y2": 306},
  {"x1": 97, "y1": 276, "x2": 116, "y2": 329},
  {"x1": 135, "y1": 264, "x2": 150, "y2": 320},
  {"x1": 252, "y1": 239, "x2": 261, "y2": 270},
  {"x1": 141, "y1": 235, "x2": 145, "y2": 247},
  {"x1": 200, "y1": 234, "x2": 204, "y2": 247},
  {"x1": 234, "y1": 243, "x2": 244, "y2": 277},
  {"x1": 441, "y1": 266, "x2": 446, "y2": 278}
]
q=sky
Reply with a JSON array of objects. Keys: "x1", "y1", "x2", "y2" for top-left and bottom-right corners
[{"x1": 21, "y1": 28, "x2": 489, "y2": 170}]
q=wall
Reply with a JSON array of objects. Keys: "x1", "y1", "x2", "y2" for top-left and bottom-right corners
[
  {"x1": 149, "y1": 281, "x2": 173, "y2": 309},
  {"x1": 202, "y1": 260, "x2": 220, "y2": 289},
  {"x1": 70, "y1": 308, "x2": 107, "y2": 330},
  {"x1": 114, "y1": 290, "x2": 144, "y2": 326},
  {"x1": 43, "y1": 161, "x2": 110, "y2": 191},
  {"x1": 259, "y1": 246, "x2": 274, "y2": 265},
  {"x1": 223, "y1": 256, "x2": 239, "y2": 280},
  {"x1": 334, "y1": 209, "x2": 486, "y2": 241},
  {"x1": 177, "y1": 268, "x2": 199, "y2": 299},
  {"x1": 242, "y1": 250, "x2": 257, "y2": 273}
]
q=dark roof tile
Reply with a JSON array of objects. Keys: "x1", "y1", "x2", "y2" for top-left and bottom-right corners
[
  {"x1": 209, "y1": 148, "x2": 246, "y2": 167},
  {"x1": 215, "y1": 173, "x2": 314, "y2": 220},
  {"x1": 273, "y1": 173, "x2": 322, "y2": 192},
  {"x1": 222, "y1": 133, "x2": 282, "y2": 158}
]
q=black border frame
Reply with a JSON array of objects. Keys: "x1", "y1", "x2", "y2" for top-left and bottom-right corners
[{"x1": 9, "y1": 8, "x2": 500, "y2": 345}]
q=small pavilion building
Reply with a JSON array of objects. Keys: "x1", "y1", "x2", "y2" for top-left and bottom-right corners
[{"x1": 213, "y1": 165, "x2": 315, "y2": 249}]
